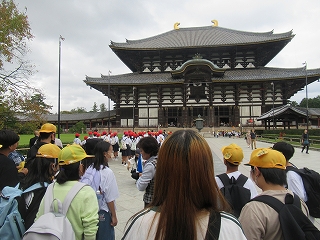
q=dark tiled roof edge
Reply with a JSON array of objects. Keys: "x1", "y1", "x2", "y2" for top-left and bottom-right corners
[{"x1": 110, "y1": 26, "x2": 294, "y2": 49}]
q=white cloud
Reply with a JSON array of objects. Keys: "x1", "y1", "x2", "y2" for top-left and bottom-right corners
[{"x1": 15, "y1": 0, "x2": 320, "y2": 113}]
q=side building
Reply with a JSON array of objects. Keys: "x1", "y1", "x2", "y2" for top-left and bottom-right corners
[{"x1": 84, "y1": 21, "x2": 320, "y2": 129}]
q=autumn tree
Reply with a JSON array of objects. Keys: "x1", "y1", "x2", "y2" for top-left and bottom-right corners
[
  {"x1": 0, "y1": 0, "x2": 52, "y2": 132},
  {"x1": 0, "y1": 0, "x2": 35, "y2": 92}
]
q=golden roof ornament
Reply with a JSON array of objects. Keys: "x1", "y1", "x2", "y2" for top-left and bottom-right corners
[
  {"x1": 174, "y1": 22, "x2": 180, "y2": 30},
  {"x1": 211, "y1": 20, "x2": 218, "y2": 27}
]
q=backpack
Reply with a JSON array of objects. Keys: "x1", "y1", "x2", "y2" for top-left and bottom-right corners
[
  {"x1": 0, "y1": 183, "x2": 48, "y2": 240},
  {"x1": 286, "y1": 166, "x2": 320, "y2": 218},
  {"x1": 217, "y1": 173, "x2": 250, "y2": 217},
  {"x1": 23, "y1": 182, "x2": 86, "y2": 240},
  {"x1": 131, "y1": 141, "x2": 136, "y2": 151},
  {"x1": 110, "y1": 137, "x2": 116, "y2": 145},
  {"x1": 120, "y1": 138, "x2": 127, "y2": 150},
  {"x1": 251, "y1": 193, "x2": 320, "y2": 240}
]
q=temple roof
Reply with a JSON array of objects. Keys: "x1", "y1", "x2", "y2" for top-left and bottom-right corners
[
  {"x1": 110, "y1": 26, "x2": 294, "y2": 50},
  {"x1": 85, "y1": 67, "x2": 320, "y2": 85},
  {"x1": 257, "y1": 105, "x2": 320, "y2": 120},
  {"x1": 18, "y1": 111, "x2": 116, "y2": 122}
]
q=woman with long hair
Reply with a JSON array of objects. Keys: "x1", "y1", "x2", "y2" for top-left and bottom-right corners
[
  {"x1": 122, "y1": 130, "x2": 247, "y2": 240},
  {"x1": 81, "y1": 141, "x2": 119, "y2": 240}
]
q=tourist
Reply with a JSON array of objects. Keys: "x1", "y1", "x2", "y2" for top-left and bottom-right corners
[
  {"x1": 123, "y1": 130, "x2": 246, "y2": 240},
  {"x1": 250, "y1": 129, "x2": 257, "y2": 149},
  {"x1": 245, "y1": 130, "x2": 251, "y2": 148},
  {"x1": 136, "y1": 136, "x2": 159, "y2": 207},
  {"x1": 301, "y1": 129, "x2": 309, "y2": 154}
]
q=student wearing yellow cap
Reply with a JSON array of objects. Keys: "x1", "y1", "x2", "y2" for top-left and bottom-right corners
[
  {"x1": 26, "y1": 123, "x2": 57, "y2": 170},
  {"x1": 19, "y1": 143, "x2": 61, "y2": 229},
  {"x1": 215, "y1": 143, "x2": 257, "y2": 217},
  {"x1": 239, "y1": 148, "x2": 309, "y2": 240},
  {"x1": 36, "y1": 144, "x2": 99, "y2": 240}
]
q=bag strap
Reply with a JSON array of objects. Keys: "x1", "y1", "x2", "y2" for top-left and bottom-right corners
[
  {"x1": 235, "y1": 174, "x2": 248, "y2": 187},
  {"x1": 217, "y1": 173, "x2": 248, "y2": 187},
  {"x1": 23, "y1": 182, "x2": 49, "y2": 194},
  {"x1": 43, "y1": 182, "x2": 55, "y2": 213},
  {"x1": 250, "y1": 193, "x2": 301, "y2": 212},
  {"x1": 217, "y1": 173, "x2": 230, "y2": 186},
  {"x1": 62, "y1": 182, "x2": 87, "y2": 215},
  {"x1": 205, "y1": 211, "x2": 221, "y2": 240}
]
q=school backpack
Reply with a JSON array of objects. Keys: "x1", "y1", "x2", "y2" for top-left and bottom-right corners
[
  {"x1": 0, "y1": 183, "x2": 48, "y2": 240},
  {"x1": 23, "y1": 182, "x2": 86, "y2": 240},
  {"x1": 286, "y1": 166, "x2": 320, "y2": 218},
  {"x1": 120, "y1": 138, "x2": 127, "y2": 150},
  {"x1": 217, "y1": 173, "x2": 251, "y2": 218},
  {"x1": 251, "y1": 193, "x2": 320, "y2": 240}
]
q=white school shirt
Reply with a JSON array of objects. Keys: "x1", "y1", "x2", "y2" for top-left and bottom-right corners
[{"x1": 215, "y1": 171, "x2": 258, "y2": 199}]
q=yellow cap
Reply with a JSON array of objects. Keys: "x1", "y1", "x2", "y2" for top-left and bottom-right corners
[
  {"x1": 36, "y1": 143, "x2": 61, "y2": 158},
  {"x1": 58, "y1": 144, "x2": 94, "y2": 165},
  {"x1": 39, "y1": 123, "x2": 57, "y2": 133},
  {"x1": 245, "y1": 148, "x2": 286, "y2": 169},
  {"x1": 221, "y1": 143, "x2": 244, "y2": 165}
]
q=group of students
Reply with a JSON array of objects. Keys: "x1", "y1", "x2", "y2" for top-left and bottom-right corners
[
  {"x1": 122, "y1": 130, "x2": 320, "y2": 240},
  {"x1": 0, "y1": 123, "x2": 119, "y2": 240},
  {"x1": 1, "y1": 124, "x2": 319, "y2": 240}
]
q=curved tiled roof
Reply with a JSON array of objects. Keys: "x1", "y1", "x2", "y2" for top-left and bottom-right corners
[
  {"x1": 257, "y1": 106, "x2": 320, "y2": 120},
  {"x1": 44, "y1": 111, "x2": 116, "y2": 122},
  {"x1": 110, "y1": 26, "x2": 294, "y2": 50},
  {"x1": 84, "y1": 67, "x2": 320, "y2": 85}
]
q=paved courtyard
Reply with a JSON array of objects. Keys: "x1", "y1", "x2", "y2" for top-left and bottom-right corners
[{"x1": 109, "y1": 136, "x2": 320, "y2": 239}]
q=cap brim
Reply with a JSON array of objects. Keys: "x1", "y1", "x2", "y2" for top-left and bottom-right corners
[{"x1": 244, "y1": 163, "x2": 252, "y2": 166}]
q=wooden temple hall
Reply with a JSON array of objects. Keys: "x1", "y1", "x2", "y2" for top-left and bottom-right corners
[{"x1": 84, "y1": 21, "x2": 320, "y2": 129}]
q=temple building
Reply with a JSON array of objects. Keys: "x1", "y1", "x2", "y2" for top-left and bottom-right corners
[{"x1": 84, "y1": 21, "x2": 320, "y2": 129}]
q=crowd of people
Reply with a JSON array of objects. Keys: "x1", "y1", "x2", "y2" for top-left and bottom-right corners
[{"x1": 0, "y1": 124, "x2": 318, "y2": 240}]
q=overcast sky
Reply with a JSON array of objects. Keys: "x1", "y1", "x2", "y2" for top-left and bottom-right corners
[{"x1": 16, "y1": 0, "x2": 320, "y2": 113}]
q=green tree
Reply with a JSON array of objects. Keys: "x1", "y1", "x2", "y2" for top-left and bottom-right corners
[
  {"x1": 100, "y1": 103, "x2": 106, "y2": 112},
  {"x1": 69, "y1": 121, "x2": 86, "y2": 134},
  {"x1": 0, "y1": 91, "x2": 51, "y2": 133},
  {"x1": 92, "y1": 102, "x2": 98, "y2": 112},
  {"x1": 61, "y1": 107, "x2": 87, "y2": 114},
  {"x1": 289, "y1": 101, "x2": 298, "y2": 107},
  {"x1": 300, "y1": 95, "x2": 320, "y2": 108}
]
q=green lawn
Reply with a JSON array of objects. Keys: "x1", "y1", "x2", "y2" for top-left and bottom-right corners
[{"x1": 18, "y1": 134, "x2": 77, "y2": 147}]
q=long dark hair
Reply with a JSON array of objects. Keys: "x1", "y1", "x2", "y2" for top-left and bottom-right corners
[
  {"x1": 21, "y1": 157, "x2": 55, "y2": 189},
  {"x1": 56, "y1": 162, "x2": 81, "y2": 184},
  {"x1": 150, "y1": 130, "x2": 231, "y2": 240},
  {"x1": 92, "y1": 141, "x2": 111, "y2": 170}
]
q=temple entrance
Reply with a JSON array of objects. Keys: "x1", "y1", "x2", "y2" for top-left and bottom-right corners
[
  {"x1": 168, "y1": 118, "x2": 178, "y2": 127},
  {"x1": 219, "y1": 117, "x2": 230, "y2": 127}
]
